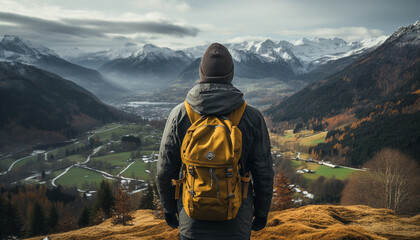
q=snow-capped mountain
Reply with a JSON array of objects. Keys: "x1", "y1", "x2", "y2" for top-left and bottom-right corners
[
  {"x1": 61, "y1": 42, "x2": 140, "y2": 69},
  {"x1": 173, "y1": 36, "x2": 386, "y2": 85},
  {"x1": 0, "y1": 35, "x2": 58, "y2": 64},
  {"x1": 385, "y1": 20, "x2": 420, "y2": 47},
  {"x1": 0, "y1": 35, "x2": 125, "y2": 100},
  {"x1": 184, "y1": 36, "x2": 387, "y2": 75},
  {"x1": 98, "y1": 44, "x2": 193, "y2": 91}
]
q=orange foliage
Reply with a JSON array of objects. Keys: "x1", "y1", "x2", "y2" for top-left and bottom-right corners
[
  {"x1": 271, "y1": 172, "x2": 294, "y2": 211},
  {"x1": 412, "y1": 89, "x2": 420, "y2": 95},
  {"x1": 322, "y1": 111, "x2": 357, "y2": 130},
  {"x1": 343, "y1": 76, "x2": 351, "y2": 82},
  {"x1": 333, "y1": 143, "x2": 342, "y2": 150}
]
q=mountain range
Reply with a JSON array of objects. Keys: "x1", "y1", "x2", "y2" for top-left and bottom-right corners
[
  {"x1": 0, "y1": 35, "x2": 125, "y2": 100},
  {"x1": 61, "y1": 35, "x2": 386, "y2": 94},
  {"x1": 265, "y1": 21, "x2": 420, "y2": 167}
]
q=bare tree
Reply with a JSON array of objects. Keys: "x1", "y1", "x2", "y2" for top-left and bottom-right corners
[
  {"x1": 111, "y1": 186, "x2": 134, "y2": 226},
  {"x1": 341, "y1": 148, "x2": 420, "y2": 214}
]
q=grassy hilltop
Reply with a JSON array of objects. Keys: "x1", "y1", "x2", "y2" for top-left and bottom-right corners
[{"x1": 27, "y1": 205, "x2": 420, "y2": 240}]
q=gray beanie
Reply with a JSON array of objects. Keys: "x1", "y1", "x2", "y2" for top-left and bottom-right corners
[{"x1": 199, "y1": 43, "x2": 234, "y2": 83}]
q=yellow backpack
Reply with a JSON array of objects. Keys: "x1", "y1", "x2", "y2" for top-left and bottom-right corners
[{"x1": 171, "y1": 101, "x2": 251, "y2": 221}]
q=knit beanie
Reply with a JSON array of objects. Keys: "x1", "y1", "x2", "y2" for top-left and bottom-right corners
[{"x1": 199, "y1": 43, "x2": 234, "y2": 83}]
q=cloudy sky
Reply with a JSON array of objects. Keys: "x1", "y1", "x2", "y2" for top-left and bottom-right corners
[{"x1": 0, "y1": 0, "x2": 418, "y2": 52}]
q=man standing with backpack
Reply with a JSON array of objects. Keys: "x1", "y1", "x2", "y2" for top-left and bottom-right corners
[{"x1": 157, "y1": 43, "x2": 274, "y2": 240}]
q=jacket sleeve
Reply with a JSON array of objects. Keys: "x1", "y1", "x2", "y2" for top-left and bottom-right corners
[
  {"x1": 157, "y1": 105, "x2": 183, "y2": 214},
  {"x1": 249, "y1": 110, "x2": 274, "y2": 217}
]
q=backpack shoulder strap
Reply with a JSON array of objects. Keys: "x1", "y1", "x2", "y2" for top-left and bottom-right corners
[
  {"x1": 184, "y1": 101, "x2": 201, "y2": 124},
  {"x1": 229, "y1": 101, "x2": 247, "y2": 126}
]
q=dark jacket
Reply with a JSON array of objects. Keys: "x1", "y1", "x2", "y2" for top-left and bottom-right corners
[{"x1": 157, "y1": 83, "x2": 274, "y2": 240}]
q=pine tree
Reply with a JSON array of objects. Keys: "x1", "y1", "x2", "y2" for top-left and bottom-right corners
[
  {"x1": 29, "y1": 202, "x2": 46, "y2": 236},
  {"x1": 95, "y1": 180, "x2": 115, "y2": 218},
  {"x1": 46, "y1": 205, "x2": 59, "y2": 233},
  {"x1": 271, "y1": 172, "x2": 294, "y2": 211},
  {"x1": 0, "y1": 198, "x2": 6, "y2": 238},
  {"x1": 111, "y1": 187, "x2": 133, "y2": 225},
  {"x1": 78, "y1": 206, "x2": 91, "y2": 227},
  {"x1": 0, "y1": 198, "x2": 23, "y2": 239},
  {"x1": 139, "y1": 183, "x2": 154, "y2": 210},
  {"x1": 7, "y1": 202, "x2": 23, "y2": 238}
]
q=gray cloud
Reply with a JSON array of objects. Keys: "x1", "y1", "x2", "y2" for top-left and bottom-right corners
[{"x1": 0, "y1": 11, "x2": 199, "y2": 39}]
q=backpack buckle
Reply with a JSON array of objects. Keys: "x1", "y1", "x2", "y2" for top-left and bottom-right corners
[
  {"x1": 227, "y1": 193, "x2": 235, "y2": 198},
  {"x1": 188, "y1": 190, "x2": 196, "y2": 196},
  {"x1": 188, "y1": 165, "x2": 195, "y2": 177},
  {"x1": 226, "y1": 167, "x2": 233, "y2": 178}
]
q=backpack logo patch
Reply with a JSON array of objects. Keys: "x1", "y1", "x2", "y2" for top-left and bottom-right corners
[{"x1": 205, "y1": 151, "x2": 215, "y2": 161}]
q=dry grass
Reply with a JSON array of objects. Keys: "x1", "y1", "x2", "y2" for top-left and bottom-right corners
[{"x1": 27, "y1": 205, "x2": 420, "y2": 240}]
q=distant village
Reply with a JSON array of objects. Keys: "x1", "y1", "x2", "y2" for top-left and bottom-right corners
[{"x1": 271, "y1": 150, "x2": 340, "y2": 203}]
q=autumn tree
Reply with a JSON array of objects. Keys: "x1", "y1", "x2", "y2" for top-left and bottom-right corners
[
  {"x1": 92, "y1": 208, "x2": 107, "y2": 225},
  {"x1": 271, "y1": 172, "x2": 294, "y2": 211},
  {"x1": 341, "y1": 148, "x2": 420, "y2": 214},
  {"x1": 56, "y1": 211, "x2": 77, "y2": 232},
  {"x1": 111, "y1": 186, "x2": 133, "y2": 225}
]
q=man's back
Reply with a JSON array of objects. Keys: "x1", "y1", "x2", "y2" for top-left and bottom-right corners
[{"x1": 157, "y1": 43, "x2": 273, "y2": 240}]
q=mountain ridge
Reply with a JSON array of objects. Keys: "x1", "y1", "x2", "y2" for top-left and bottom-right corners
[
  {"x1": 0, "y1": 62, "x2": 122, "y2": 148},
  {"x1": 0, "y1": 35, "x2": 125, "y2": 100}
]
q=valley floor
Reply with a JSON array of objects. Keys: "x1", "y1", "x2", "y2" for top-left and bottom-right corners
[{"x1": 27, "y1": 205, "x2": 420, "y2": 240}]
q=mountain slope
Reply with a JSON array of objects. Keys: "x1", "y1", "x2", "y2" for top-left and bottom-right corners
[
  {"x1": 0, "y1": 62, "x2": 121, "y2": 147},
  {"x1": 265, "y1": 21, "x2": 420, "y2": 166},
  {"x1": 0, "y1": 35, "x2": 125, "y2": 100},
  {"x1": 28, "y1": 205, "x2": 420, "y2": 240}
]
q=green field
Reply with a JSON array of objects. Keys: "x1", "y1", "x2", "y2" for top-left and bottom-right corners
[
  {"x1": 63, "y1": 154, "x2": 86, "y2": 163},
  {"x1": 51, "y1": 169, "x2": 66, "y2": 178},
  {"x1": 47, "y1": 142, "x2": 85, "y2": 160},
  {"x1": 309, "y1": 138, "x2": 325, "y2": 146},
  {"x1": 90, "y1": 152, "x2": 133, "y2": 175},
  {"x1": 92, "y1": 123, "x2": 122, "y2": 132},
  {"x1": 92, "y1": 152, "x2": 132, "y2": 164},
  {"x1": 302, "y1": 165, "x2": 355, "y2": 181},
  {"x1": 90, "y1": 124, "x2": 153, "y2": 141},
  {"x1": 291, "y1": 159, "x2": 302, "y2": 168},
  {"x1": 55, "y1": 167, "x2": 109, "y2": 189},
  {"x1": 315, "y1": 166, "x2": 355, "y2": 180},
  {"x1": 0, "y1": 158, "x2": 15, "y2": 171},
  {"x1": 14, "y1": 155, "x2": 38, "y2": 168},
  {"x1": 121, "y1": 161, "x2": 157, "y2": 180}
]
